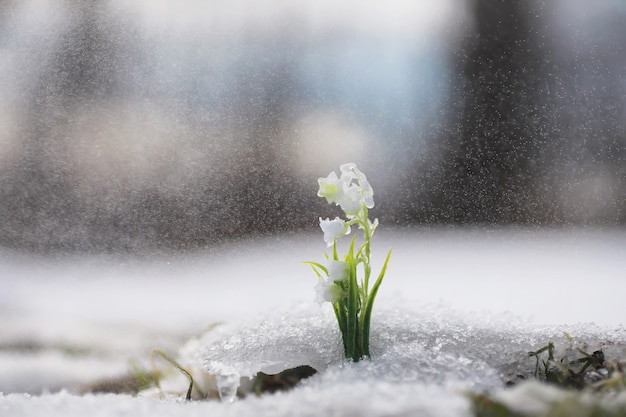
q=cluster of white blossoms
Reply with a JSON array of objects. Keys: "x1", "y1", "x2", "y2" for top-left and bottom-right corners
[
  {"x1": 317, "y1": 163, "x2": 376, "y2": 247},
  {"x1": 318, "y1": 163, "x2": 374, "y2": 217},
  {"x1": 314, "y1": 163, "x2": 378, "y2": 304}
]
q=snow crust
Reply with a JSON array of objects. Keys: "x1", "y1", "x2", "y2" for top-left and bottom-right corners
[
  {"x1": 185, "y1": 301, "x2": 625, "y2": 403},
  {"x1": 1, "y1": 228, "x2": 625, "y2": 416},
  {"x1": 2, "y1": 301, "x2": 624, "y2": 417}
]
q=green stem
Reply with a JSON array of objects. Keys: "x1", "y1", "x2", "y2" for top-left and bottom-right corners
[
  {"x1": 360, "y1": 249, "x2": 392, "y2": 358},
  {"x1": 333, "y1": 301, "x2": 347, "y2": 354},
  {"x1": 361, "y1": 207, "x2": 373, "y2": 295},
  {"x1": 150, "y1": 349, "x2": 196, "y2": 400},
  {"x1": 346, "y1": 237, "x2": 358, "y2": 361},
  {"x1": 356, "y1": 206, "x2": 372, "y2": 360}
]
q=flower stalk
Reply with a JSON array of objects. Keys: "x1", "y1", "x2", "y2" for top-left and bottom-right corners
[{"x1": 304, "y1": 163, "x2": 391, "y2": 362}]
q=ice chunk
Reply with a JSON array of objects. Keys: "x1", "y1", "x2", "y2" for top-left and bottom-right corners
[
  {"x1": 214, "y1": 369, "x2": 239, "y2": 403},
  {"x1": 178, "y1": 303, "x2": 341, "y2": 401}
]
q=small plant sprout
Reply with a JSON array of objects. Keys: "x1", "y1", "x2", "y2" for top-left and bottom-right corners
[
  {"x1": 150, "y1": 349, "x2": 197, "y2": 400},
  {"x1": 304, "y1": 163, "x2": 391, "y2": 362}
]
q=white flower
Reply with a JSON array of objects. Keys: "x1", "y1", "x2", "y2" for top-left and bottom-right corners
[
  {"x1": 328, "y1": 260, "x2": 349, "y2": 282},
  {"x1": 319, "y1": 163, "x2": 375, "y2": 217},
  {"x1": 314, "y1": 277, "x2": 342, "y2": 305},
  {"x1": 342, "y1": 163, "x2": 374, "y2": 209},
  {"x1": 339, "y1": 163, "x2": 358, "y2": 184},
  {"x1": 319, "y1": 217, "x2": 351, "y2": 246},
  {"x1": 317, "y1": 171, "x2": 343, "y2": 204},
  {"x1": 338, "y1": 185, "x2": 363, "y2": 217}
]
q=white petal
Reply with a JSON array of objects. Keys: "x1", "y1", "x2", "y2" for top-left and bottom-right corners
[
  {"x1": 327, "y1": 260, "x2": 349, "y2": 282},
  {"x1": 339, "y1": 163, "x2": 357, "y2": 184},
  {"x1": 317, "y1": 171, "x2": 342, "y2": 204},
  {"x1": 338, "y1": 186, "x2": 362, "y2": 216},
  {"x1": 314, "y1": 277, "x2": 341, "y2": 304},
  {"x1": 360, "y1": 179, "x2": 375, "y2": 208},
  {"x1": 319, "y1": 217, "x2": 351, "y2": 246}
]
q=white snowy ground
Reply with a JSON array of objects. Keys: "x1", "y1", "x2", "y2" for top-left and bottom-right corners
[{"x1": 0, "y1": 227, "x2": 625, "y2": 416}]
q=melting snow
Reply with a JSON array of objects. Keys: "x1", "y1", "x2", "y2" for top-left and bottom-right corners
[{"x1": 0, "y1": 228, "x2": 625, "y2": 416}]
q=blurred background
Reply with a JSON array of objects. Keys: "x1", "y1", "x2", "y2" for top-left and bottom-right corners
[{"x1": 0, "y1": 0, "x2": 624, "y2": 253}]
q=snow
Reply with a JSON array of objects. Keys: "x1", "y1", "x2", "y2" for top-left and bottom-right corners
[{"x1": 1, "y1": 228, "x2": 625, "y2": 416}]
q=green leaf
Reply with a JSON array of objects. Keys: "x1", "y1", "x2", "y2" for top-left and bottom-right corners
[
  {"x1": 346, "y1": 236, "x2": 359, "y2": 361},
  {"x1": 150, "y1": 349, "x2": 196, "y2": 401},
  {"x1": 333, "y1": 302, "x2": 347, "y2": 354},
  {"x1": 302, "y1": 261, "x2": 328, "y2": 277},
  {"x1": 360, "y1": 248, "x2": 392, "y2": 358}
]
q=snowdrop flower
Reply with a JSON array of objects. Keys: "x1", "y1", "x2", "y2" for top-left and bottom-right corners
[
  {"x1": 319, "y1": 163, "x2": 375, "y2": 218},
  {"x1": 319, "y1": 217, "x2": 351, "y2": 246},
  {"x1": 338, "y1": 185, "x2": 363, "y2": 217},
  {"x1": 341, "y1": 163, "x2": 374, "y2": 209},
  {"x1": 339, "y1": 163, "x2": 357, "y2": 183},
  {"x1": 314, "y1": 261, "x2": 348, "y2": 305},
  {"x1": 317, "y1": 171, "x2": 343, "y2": 205},
  {"x1": 314, "y1": 277, "x2": 342, "y2": 305},
  {"x1": 327, "y1": 260, "x2": 349, "y2": 282}
]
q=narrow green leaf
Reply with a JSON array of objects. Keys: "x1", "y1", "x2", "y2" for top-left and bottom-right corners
[
  {"x1": 333, "y1": 302, "x2": 347, "y2": 354},
  {"x1": 150, "y1": 348, "x2": 196, "y2": 401},
  {"x1": 302, "y1": 261, "x2": 328, "y2": 277},
  {"x1": 346, "y1": 237, "x2": 358, "y2": 361},
  {"x1": 360, "y1": 248, "x2": 392, "y2": 358}
]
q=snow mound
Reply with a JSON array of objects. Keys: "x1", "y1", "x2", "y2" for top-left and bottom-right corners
[
  {"x1": 2, "y1": 301, "x2": 625, "y2": 417},
  {"x1": 182, "y1": 301, "x2": 626, "y2": 404},
  {"x1": 184, "y1": 304, "x2": 340, "y2": 378}
]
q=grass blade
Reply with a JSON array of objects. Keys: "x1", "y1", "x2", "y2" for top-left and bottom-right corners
[
  {"x1": 360, "y1": 248, "x2": 392, "y2": 358},
  {"x1": 346, "y1": 237, "x2": 358, "y2": 361},
  {"x1": 302, "y1": 261, "x2": 328, "y2": 277},
  {"x1": 150, "y1": 349, "x2": 195, "y2": 400}
]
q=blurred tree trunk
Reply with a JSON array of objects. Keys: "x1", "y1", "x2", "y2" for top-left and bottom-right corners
[
  {"x1": 428, "y1": 0, "x2": 553, "y2": 224},
  {"x1": 220, "y1": 33, "x2": 309, "y2": 237},
  {"x1": 0, "y1": 1, "x2": 138, "y2": 251}
]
